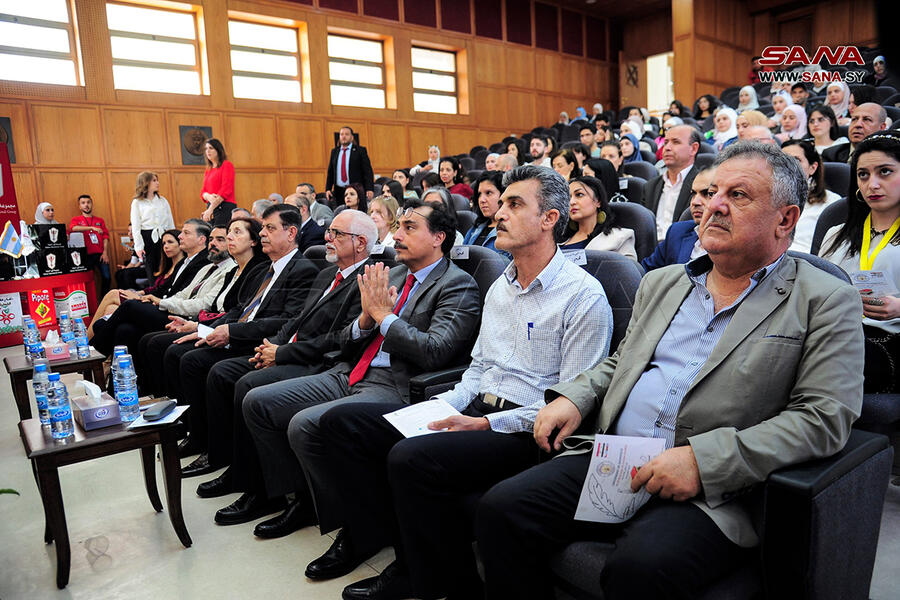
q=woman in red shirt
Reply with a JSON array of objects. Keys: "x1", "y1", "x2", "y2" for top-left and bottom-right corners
[{"x1": 200, "y1": 138, "x2": 236, "y2": 225}]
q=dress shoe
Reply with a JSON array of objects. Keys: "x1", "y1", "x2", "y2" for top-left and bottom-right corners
[
  {"x1": 181, "y1": 453, "x2": 217, "y2": 478},
  {"x1": 196, "y1": 468, "x2": 233, "y2": 498},
  {"x1": 214, "y1": 493, "x2": 287, "y2": 526},
  {"x1": 305, "y1": 530, "x2": 368, "y2": 580},
  {"x1": 341, "y1": 561, "x2": 412, "y2": 600},
  {"x1": 177, "y1": 436, "x2": 203, "y2": 458},
  {"x1": 253, "y1": 499, "x2": 317, "y2": 538}
]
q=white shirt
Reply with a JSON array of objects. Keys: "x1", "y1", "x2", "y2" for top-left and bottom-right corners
[
  {"x1": 248, "y1": 248, "x2": 298, "y2": 321},
  {"x1": 815, "y1": 137, "x2": 849, "y2": 155},
  {"x1": 533, "y1": 156, "x2": 551, "y2": 168},
  {"x1": 656, "y1": 164, "x2": 694, "y2": 241},
  {"x1": 130, "y1": 194, "x2": 175, "y2": 251},
  {"x1": 320, "y1": 257, "x2": 368, "y2": 301},
  {"x1": 789, "y1": 190, "x2": 841, "y2": 253},
  {"x1": 171, "y1": 251, "x2": 199, "y2": 285},
  {"x1": 690, "y1": 225, "x2": 706, "y2": 260}
]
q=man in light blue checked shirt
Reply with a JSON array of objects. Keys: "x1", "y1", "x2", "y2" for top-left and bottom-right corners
[{"x1": 306, "y1": 165, "x2": 613, "y2": 600}]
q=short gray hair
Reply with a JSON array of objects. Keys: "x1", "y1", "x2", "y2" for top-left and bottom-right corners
[
  {"x1": 340, "y1": 209, "x2": 378, "y2": 254},
  {"x1": 501, "y1": 165, "x2": 570, "y2": 242},
  {"x1": 498, "y1": 154, "x2": 519, "y2": 170},
  {"x1": 421, "y1": 186, "x2": 453, "y2": 209},
  {"x1": 268, "y1": 193, "x2": 283, "y2": 203},
  {"x1": 714, "y1": 141, "x2": 807, "y2": 212},
  {"x1": 252, "y1": 198, "x2": 276, "y2": 217},
  {"x1": 184, "y1": 218, "x2": 211, "y2": 241}
]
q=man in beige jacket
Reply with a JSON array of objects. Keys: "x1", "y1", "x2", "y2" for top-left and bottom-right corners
[{"x1": 475, "y1": 141, "x2": 865, "y2": 600}]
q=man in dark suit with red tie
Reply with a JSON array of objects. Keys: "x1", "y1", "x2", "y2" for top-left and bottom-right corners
[{"x1": 325, "y1": 126, "x2": 375, "y2": 207}]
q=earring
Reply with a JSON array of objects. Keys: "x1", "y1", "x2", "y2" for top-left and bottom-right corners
[
  {"x1": 597, "y1": 210, "x2": 607, "y2": 224},
  {"x1": 855, "y1": 189, "x2": 866, "y2": 203}
]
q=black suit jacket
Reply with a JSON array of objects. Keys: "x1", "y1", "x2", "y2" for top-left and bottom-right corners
[
  {"x1": 297, "y1": 219, "x2": 326, "y2": 253},
  {"x1": 326, "y1": 144, "x2": 374, "y2": 194},
  {"x1": 270, "y1": 259, "x2": 372, "y2": 369},
  {"x1": 641, "y1": 165, "x2": 699, "y2": 234},
  {"x1": 334, "y1": 258, "x2": 482, "y2": 402},
  {"x1": 211, "y1": 250, "x2": 319, "y2": 351},
  {"x1": 822, "y1": 143, "x2": 851, "y2": 164},
  {"x1": 165, "y1": 253, "x2": 211, "y2": 297}
]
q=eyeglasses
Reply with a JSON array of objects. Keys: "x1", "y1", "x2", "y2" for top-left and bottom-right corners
[
  {"x1": 689, "y1": 188, "x2": 713, "y2": 199},
  {"x1": 324, "y1": 227, "x2": 359, "y2": 240},
  {"x1": 396, "y1": 207, "x2": 430, "y2": 220}
]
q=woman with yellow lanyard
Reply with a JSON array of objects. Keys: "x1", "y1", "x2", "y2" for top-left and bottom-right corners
[{"x1": 820, "y1": 132, "x2": 900, "y2": 393}]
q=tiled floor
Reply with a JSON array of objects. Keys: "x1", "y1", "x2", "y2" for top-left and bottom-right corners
[{"x1": 0, "y1": 345, "x2": 897, "y2": 599}]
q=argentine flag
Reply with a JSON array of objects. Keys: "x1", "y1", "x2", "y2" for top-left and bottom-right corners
[{"x1": 0, "y1": 220, "x2": 23, "y2": 258}]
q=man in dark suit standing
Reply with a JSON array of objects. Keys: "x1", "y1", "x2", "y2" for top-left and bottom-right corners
[
  {"x1": 822, "y1": 103, "x2": 888, "y2": 164},
  {"x1": 188, "y1": 210, "x2": 378, "y2": 515},
  {"x1": 325, "y1": 126, "x2": 375, "y2": 207},
  {"x1": 641, "y1": 125, "x2": 702, "y2": 241},
  {"x1": 219, "y1": 200, "x2": 481, "y2": 531},
  {"x1": 641, "y1": 167, "x2": 713, "y2": 271},
  {"x1": 164, "y1": 204, "x2": 319, "y2": 459},
  {"x1": 294, "y1": 194, "x2": 326, "y2": 252}
]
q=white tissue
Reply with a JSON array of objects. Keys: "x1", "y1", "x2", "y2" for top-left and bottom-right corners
[
  {"x1": 78, "y1": 380, "x2": 103, "y2": 404},
  {"x1": 45, "y1": 329, "x2": 60, "y2": 344}
]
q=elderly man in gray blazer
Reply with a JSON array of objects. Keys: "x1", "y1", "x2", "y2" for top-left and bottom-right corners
[
  {"x1": 217, "y1": 198, "x2": 481, "y2": 530},
  {"x1": 476, "y1": 141, "x2": 865, "y2": 600}
]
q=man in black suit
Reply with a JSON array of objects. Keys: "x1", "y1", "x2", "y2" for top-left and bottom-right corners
[
  {"x1": 187, "y1": 210, "x2": 377, "y2": 503},
  {"x1": 325, "y1": 126, "x2": 375, "y2": 207},
  {"x1": 217, "y1": 199, "x2": 481, "y2": 532},
  {"x1": 822, "y1": 102, "x2": 888, "y2": 164},
  {"x1": 641, "y1": 125, "x2": 701, "y2": 241},
  {"x1": 91, "y1": 218, "x2": 212, "y2": 355},
  {"x1": 164, "y1": 204, "x2": 319, "y2": 459},
  {"x1": 294, "y1": 194, "x2": 326, "y2": 252}
]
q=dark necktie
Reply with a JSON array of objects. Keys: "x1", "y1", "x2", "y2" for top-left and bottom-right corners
[{"x1": 238, "y1": 266, "x2": 275, "y2": 323}]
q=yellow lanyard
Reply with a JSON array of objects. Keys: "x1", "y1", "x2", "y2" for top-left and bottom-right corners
[{"x1": 860, "y1": 213, "x2": 900, "y2": 271}]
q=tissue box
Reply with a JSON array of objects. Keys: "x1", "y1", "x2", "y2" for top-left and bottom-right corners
[
  {"x1": 44, "y1": 342, "x2": 71, "y2": 361},
  {"x1": 71, "y1": 392, "x2": 121, "y2": 430}
]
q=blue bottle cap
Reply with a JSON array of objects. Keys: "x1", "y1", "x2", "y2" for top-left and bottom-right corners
[
  {"x1": 74, "y1": 317, "x2": 84, "y2": 324},
  {"x1": 117, "y1": 357, "x2": 132, "y2": 368},
  {"x1": 48, "y1": 372, "x2": 61, "y2": 381},
  {"x1": 34, "y1": 363, "x2": 47, "y2": 372}
]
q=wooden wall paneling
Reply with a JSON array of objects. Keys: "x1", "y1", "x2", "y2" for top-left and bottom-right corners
[
  {"x1": 0, "y1": 100, "x2": 34, "y2": 166},
  {"x1": 407, "y1": 126, "x2": 444, "y2": 166},
  {"x1": 280, "y1": 171, "x2": 327, "y2": 197},
  {"x1": 536, "y1": 94, "x2": 560, "y2": 128},
  {"x1": 11, "y1": 170, "x2": 37, "y2": 219},
  {"x1": 224, "y1": 115, "x2": 279, "y2": 168},
  {"x1": 752, "y1": 13, "x2": 774, "y2": 54},
  {"x1": 714, "y1": 46, "x2": 736, "y2": 89},
  {"x1": 716, "y1": 0, "x2": 735, "y2": 44},
  {"x1": 171, "y1": 170, "x2": 206, "y2": 224},
  {"x1": 165, "y1": 111, "x2": 225, "y2": 173},
  {"x1": 850, "y1": 0, "x2": 877, "y2": 44},
  {"x1": 106, "y1": 170, "x2": 171, "y2": 232},
  {"x1": 443, "y1": 128, "x2": 480, "y2": 156},
  {"x1": 734, "y1": 1, "x2": 752, "y2": 50},
  {"x1": 277, "y1": 118, "x2": 326, "y2": 169},
  {"x1": 102, "y1": 108, "x2": 169, "y2": 167},
  {"x1": 472, "y1": 87, "x2": 508, "y2": 131},
  {"x1": 673, "y1": 37, "x2": 695, "y2": 105},
  {"x1": 474, "y1": 41, "x2": 507, "y2": 85},
  {"x1": 506, "y1": 90, "x2": 536, "y2": 131},
  {"x1": 695, "y1": 39, "x2": 717, "y2": 83},
  {"x1": 563, "y1": 57, "x2": 586, "y2": 97},
  {"x1": 733, "y1": 51, "x2": 750, "y2": 89},
  {"x1": 619, "y1": 56, "x2": 648, "y2": 113},
  {"x1": 814, "y1": 1, "x2": 852, "y2": 49},
  {"x1": 672, "y1": 0, "x2": 694, "y2": 38},
  {"x1": 38, "y1": 171, "x2": 108, "y2": 231},
  {"x1": 584, "y1": 63, "x2": 604, "y2": 99},
  {"x1": 31, "y1": 105, "x2": 104, "y2": 166},
  {"x1": 694, "y1": 0, "x2": 716, "y2": 38},
  {"x1": 368, "y1": 123, "x2": 410, "y2": 171},
  {"x1": 623, "y1": 13, "x2": 672, "y2": 59},
  {"x1": 326, "y1": 120, "x2": 369, "y2": 149},
  {"x1": 234, "y1": 170, "x2": 280, "y2": 207},
  {"x1": 535, "y1": 53, "x2": 562, "y2": 93},
  {"x1": 76, "y1": 0, "x2": 116, "y2": 103},
  {"x1": 505, "y1": 46, "x2": 536, "y2": 89},
  {"x1": 201, "y1": 0, "x2": 234, "y2": 109}
]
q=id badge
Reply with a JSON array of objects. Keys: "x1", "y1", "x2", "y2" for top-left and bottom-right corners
[{"x1": 89, "y1": 232, "x2": 99, "y2": 244}]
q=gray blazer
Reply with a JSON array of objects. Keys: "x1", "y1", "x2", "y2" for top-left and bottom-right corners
[
  {"x1": 548, "y1": 254, "x2": 865, "y2": 546},
  {"x1": 336, "y1": 257, "x2": 481, "y2": 402}
]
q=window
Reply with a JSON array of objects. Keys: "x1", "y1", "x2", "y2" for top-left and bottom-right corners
[
  {"x1": 229, "y1": 19, "x2": 304, "y2": 103},
  {"x1": 327, "y1": 34, "x2": 386, "y2": 109},
  {"x1": 411, "y1": 46, "x2": 457, "y2": 114},
  {"x1": 0, "y1": 0, "x2": 82, "y2": 86},
  {"x1": 106, "y1": 2, "x2": 204, "y2": 95}
]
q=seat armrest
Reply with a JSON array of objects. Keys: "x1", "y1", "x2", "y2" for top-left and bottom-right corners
[
  {"x1": 408, "y1": 366, "x2": 468, "y2": 404},
  {"x1": 323, "y1": 350, "x2": 342, "y2": 368}
]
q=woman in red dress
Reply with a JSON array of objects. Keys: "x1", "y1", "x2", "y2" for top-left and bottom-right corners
[{"x1": 200, "y1": 138, "x2": 236, "y2": 225}]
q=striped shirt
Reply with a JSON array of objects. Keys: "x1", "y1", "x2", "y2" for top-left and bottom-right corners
[
  {"x1": 613, "y1": 254, "x2": 784, "y2": 448},
  {"x1": 435, "y1": 248, "x2": 613, "y2": 434}
]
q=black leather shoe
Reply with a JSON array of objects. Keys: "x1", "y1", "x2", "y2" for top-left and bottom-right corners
[
  {"x1": 341, "y1": 561, "x2": 412, "y2": 600},
  {"x1": 305, "y1": 530, "x2": 368, "y2": 581},
  {"x1": 196, "y1": 468, "x2": 233, "y2": 498},
  {"x1": 253, "y1": 499, "x2": 317, "y2": 538},
  {"x1": 181, "y1": 453, "x2": 217, "y2": 478},
  {"x1": 214, "y1": 493, "x2": 287, "y2": 526},
  {"x1": 177, "y1": 435, "x2": 202, "y2": 458}
]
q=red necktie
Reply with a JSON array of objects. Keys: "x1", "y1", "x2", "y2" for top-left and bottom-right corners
[
  {"x1": 340, "y1": 147, "x2": 348, "y2": 182},
  {"x1": 348, "y1": 273, "x2": 416, "y2": 386},
  {"x1": 289, "y1": 272, "x2": 344, "y2": 343}
]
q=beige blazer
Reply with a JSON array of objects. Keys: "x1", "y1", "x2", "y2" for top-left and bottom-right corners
[{"x1": 548, "y1": 254, "x2": 865, "y2": 546}]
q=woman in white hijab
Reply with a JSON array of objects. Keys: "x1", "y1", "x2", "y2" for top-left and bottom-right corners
[
  {"x1": 826, "y1": 81, "x2": 851, "y2": 125},
  {"x1": 775, "y1": 104, "x2": 808, "y2": 143},
  {"x1": 709, "y1": 107, "x2": 738, "y2": 151},
  {"x1": 34, "y1": 202, "x2": 59, "y2": 225},
  {"x1": 410, "y1": 145, "x2": 440, "y2": 175},
  {"x1": 768, "y1": 90, "x2": 792, "y2": 128},
  {"x1": 736, "y1": 85, "x2": 760, "y2": 114}
]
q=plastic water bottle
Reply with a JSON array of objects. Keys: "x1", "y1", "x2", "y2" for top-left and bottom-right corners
[
  {"x1": 115, "y1": 355, "x2": 140, "y2": 422},
  {"x1": 33, "y1": 362, "x2": 51, "y2": 427},
  {"x1": 46, "y1": 372, "x2": 74, "y2": 440},
  {"x1": 73, "y1": 317, "x2": 90, "y2": 359},
  {"x1": 58, "y1": 312, "x2": 76, "y2": 357},
  {"x1": 24, "y1": 320, "x2": 45, "y2": 361},
  {"x1": 111, "y1": 346, "x2": 128, "y2": 396},
  {"x1": 22, "y1": 317, "x2": 34, "y2": 360}
]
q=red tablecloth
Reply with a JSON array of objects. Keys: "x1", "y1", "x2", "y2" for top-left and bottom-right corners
[{"x1": 0, "y1": 272, "x2": 98, "y2": 348}]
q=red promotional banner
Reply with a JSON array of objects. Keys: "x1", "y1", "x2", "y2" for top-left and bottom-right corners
[{"x1": 0, "y1": 143, "x2": 20, "y2": 234}]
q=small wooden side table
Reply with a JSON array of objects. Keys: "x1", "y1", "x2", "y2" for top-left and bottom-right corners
[{"x1": 4, "y1": 349, "x2": 106, "y2": 421}]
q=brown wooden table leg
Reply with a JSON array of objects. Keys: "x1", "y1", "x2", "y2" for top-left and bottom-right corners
[
  {"x1": 159, "y1": 434, "x2": 192, "y2": 547},
  {"x1": 140, "y1": 446, "x2": 163, "y2": 512},
  {"x1": 35, "y1": 462, "x2": 70, "y2": 589},
  {"x1": 12, "y1": 373, "x2": 32, "y2": 421},
  {"x1": 31, "y1": 460, "x2": 53, "y2": 544}
]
